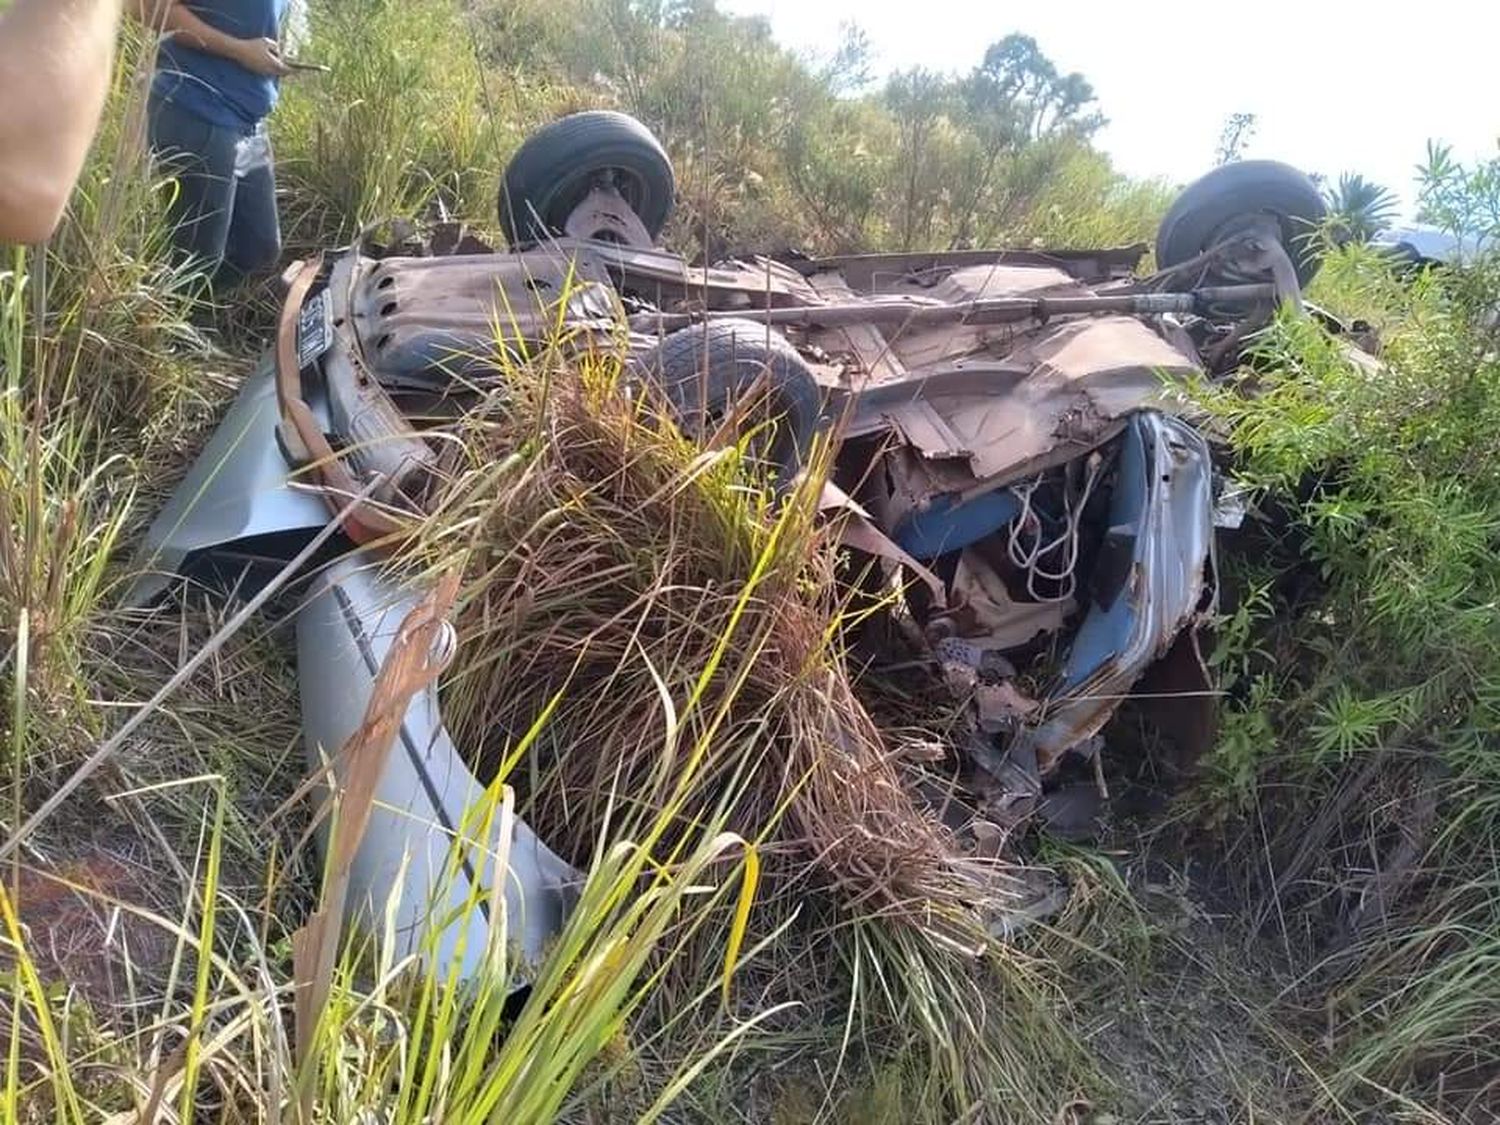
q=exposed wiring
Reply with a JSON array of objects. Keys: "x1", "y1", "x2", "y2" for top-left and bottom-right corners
[{"x1": 1006, "y1": 451, "x2": 1106, "y2": 603}]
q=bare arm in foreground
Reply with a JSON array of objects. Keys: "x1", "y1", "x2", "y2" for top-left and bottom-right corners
[{"x1": 0, "y1": 0, "x2": 123, "y2": 243}]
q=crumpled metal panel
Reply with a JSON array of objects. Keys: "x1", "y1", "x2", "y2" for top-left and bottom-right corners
[
  {"x1": 892, "y1": 263, "x2": 1086, "y2": 304},
  {"x1": 124, "y1": 359, "x2": 332, "y2": 607},
  {"x1": 797, "y1": 245, "x2": 1148, "y2": 291},
  {"x1": 885, "y1": 315, "x2": 1202, "y2": 488},
  {"x1": 350, "y1": 248, "x2": 620, "y2": 385},
  {"x1": 1011, "y1": 411, "x2": 1216, "y2": 772},
  {"x1": 864, "y1": 266, "x2": 1084, "y2": 373},
  {"x1": 567, "y1": 241, "x2": 825, "y2": 309},
  {"x1": 297, "y1": 553, "x2": 579, "y2": 982}
]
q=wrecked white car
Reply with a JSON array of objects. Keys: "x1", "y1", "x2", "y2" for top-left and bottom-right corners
[{"x1": 129, "y1": 112, "x2": 1328, "y2": 972}]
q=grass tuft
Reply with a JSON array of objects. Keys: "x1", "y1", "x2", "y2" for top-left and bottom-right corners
[{"x1": 399, "y1": 321, "x2": 1090, "y2": 1119}]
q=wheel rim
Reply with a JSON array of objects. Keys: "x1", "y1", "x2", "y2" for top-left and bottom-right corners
[{"x1": 524, "y1": 166, "x2": 656, "y2": 238}]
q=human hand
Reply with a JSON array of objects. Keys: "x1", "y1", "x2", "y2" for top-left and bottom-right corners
[{"x1": 233, "y1": 36, "x2": 290, "y2": 77}]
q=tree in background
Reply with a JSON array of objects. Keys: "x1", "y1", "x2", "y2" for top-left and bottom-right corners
[
  {"x1": 1324, "y1": 171, "x2": 1398, "y2": 242},
  {"x1": 946, "y1": 34, "x2": 1102, "y2": 246},
  {"x1": 883, "y1": 33, "x2": 1108, "y2": 250},
  {"x1": 1215, "y1": 111, "x2": 1257, "y2": 165},
  {"x1": 884, "y1": 67, "x2": 951, "y2": 249},
  {"x1": 300, "y1": 0, "x2": 1164, "y2": 256},
  {"x1": 973, "y1": 34, "x2": 1102, "y2": 143},
  {"x1": 818, "y1": 21, "x2": 873, "y2": 95}
]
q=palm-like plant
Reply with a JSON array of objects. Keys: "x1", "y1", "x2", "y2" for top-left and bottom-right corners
[{"x1": 1325, "y1": 172, "x2": 1399, "y2": 242}]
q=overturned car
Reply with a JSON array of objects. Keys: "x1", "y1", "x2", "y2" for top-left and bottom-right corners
[{"x1": 130, "y1": 111, "x2": 1328, "y2": 970}]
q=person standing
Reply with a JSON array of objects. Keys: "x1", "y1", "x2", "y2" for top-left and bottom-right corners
[
  {"x1": 0, "y1": 0, "x2": 124, "y2": 243},
  {"x1": 131, "y1": 0, "x2": 290, "y2": 288}
]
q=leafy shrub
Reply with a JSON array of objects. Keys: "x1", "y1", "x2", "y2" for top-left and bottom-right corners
[
  {"x1": 274, "y1": 0, "x2": 535, "y2": 247},
  {"x1": 276, "y1": 0, "x2": 1169, "y2": 258},
  {"x1": 1197, "y1": 154, "x2": 1500, "y2": 1114}
]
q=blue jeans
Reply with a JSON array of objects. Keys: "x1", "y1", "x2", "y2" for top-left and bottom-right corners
[{"x1": 147, "y1": 95, "x2": 281, "y2": 288}]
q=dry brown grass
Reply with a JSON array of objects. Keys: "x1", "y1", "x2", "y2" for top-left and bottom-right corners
[
  {"x1": 392, "y1": 337, "x2": 1093, "y2": 1120},
  {"x1": 428, "y1": 347, "x2": 1013, "y2": 946}
]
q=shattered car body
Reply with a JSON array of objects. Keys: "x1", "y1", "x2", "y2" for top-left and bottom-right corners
[
  {"x1": 131, "y1": 110, "x2": 1328, "y2": 968},
  {"x1": 298, "y1": 554, "x2": 578, "y2": 971},
  {"x1": 127, "y1": 356, "x2": 581, "y2": 979}
]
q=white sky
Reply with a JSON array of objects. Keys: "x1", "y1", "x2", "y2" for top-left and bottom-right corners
[{"x1": 724, "y1": 0, "x2": 1497, "y2": 218}]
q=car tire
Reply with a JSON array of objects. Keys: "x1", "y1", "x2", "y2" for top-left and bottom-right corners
[
  {"x1": 498, "y1": 110, "x2": 674, "y2": 246},
  {"x1": 641, "y1": 319, "x2": 823, "y2": 484},
  {"x1": 1156, "y1": 160, "x2": 1328, "y2": 288}
]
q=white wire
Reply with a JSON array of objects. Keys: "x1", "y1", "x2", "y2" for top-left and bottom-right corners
[{"x1": 1005, "y1": 452, "x2": 1106, "y2": 602}]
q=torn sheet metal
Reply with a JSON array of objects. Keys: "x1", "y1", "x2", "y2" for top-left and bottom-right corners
[
  {"x1": 952, "y1": 550, "x2": 1073, "y2": 651},
  {"x1": 892, "y1": 315, "x2": 1202, "y2": 489},
  {"x1": 806, "y1": 269, "x2": 908, "y2": 386},
  {"x1": 297, "y1": 553, "x2": 579, "y2": 983},
  {"x1": 820, "y1": 480, "x2": 946, "y2": 605},
  {"x1": 974, "y1": 681, "x2": 1039, "y2": 733},
  {"x1": 125, "y1": 359, "x2": 333, "y2": 607},
  {"x1": 1011, "y1": 411, "x2": 1216, "y2": 772}
]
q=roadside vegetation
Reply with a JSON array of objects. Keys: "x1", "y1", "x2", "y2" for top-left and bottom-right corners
[
  {"x1": 274, "y1": 0, "x2": 1171, "y2": 259},
  {"x1": 3, "y1": 0, "x2": 1499, "y2": 1121},
  {"x1": 1194, "y1": 148, "x2": 1500, "y2": 1119}
]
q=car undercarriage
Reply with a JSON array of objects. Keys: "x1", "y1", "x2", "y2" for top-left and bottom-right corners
[{"x1": 129, "y1": 110, "x2": 1333, "y2": 977}]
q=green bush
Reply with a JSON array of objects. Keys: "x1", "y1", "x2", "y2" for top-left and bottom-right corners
[
  {"x1": 275, "y1": 0, "x2": 1169, "y2": 258},
  {"x1": 1196, "y1": 153, "x2": 1500, "y2": 1112},
  {"x1": 274, "y1": 0, "x2": 531, "y2": 247}
]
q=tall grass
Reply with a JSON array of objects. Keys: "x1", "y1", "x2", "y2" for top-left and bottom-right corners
[
  {"x1": 393, "y1": 315, "x2": 1094, "y2": 1120},
  {"x1": 0, "y1": 13, "x2": 760, "y2": 1124},
  {"x1": 273, "y1": 0, "x2": 550, "y2": 248},
  {"x1": 1, "y1": 762, "x2": 766, "y2": 1121},
  {"x1": 1, "y1": 28, "x2": 207, "y2": 758},
  {"x1": 16, "y1": 0, "x2": 1492, "y2": 1120}
]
